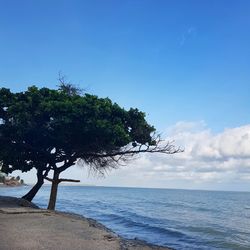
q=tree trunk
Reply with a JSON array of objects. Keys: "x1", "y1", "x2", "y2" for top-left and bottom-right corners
[
  {"x1": 47, "y1": 171, "x2": 60, "y2": 210},
  {"x1": 22, "y1": 169, "x2": 44, "y2": 202}
]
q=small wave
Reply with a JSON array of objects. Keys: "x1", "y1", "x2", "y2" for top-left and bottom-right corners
[
  {"x1": 184, "y1": 225, "x2": 226, "y2": 237},
  {"x1": 120, "y1": 210, "x2": 174, "y2": 225},
  {"x1": 100, "y1": 213, "x2": 187, "y2": 238}
]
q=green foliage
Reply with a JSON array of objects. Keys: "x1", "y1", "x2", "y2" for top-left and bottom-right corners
[{"x1": 0, "y1": 86, "x2": 156, "y2": 175}]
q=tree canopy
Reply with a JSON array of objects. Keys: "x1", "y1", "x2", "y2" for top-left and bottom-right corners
[{"x1": 0, "y1": 85, "x2": 181, "y2": 209}]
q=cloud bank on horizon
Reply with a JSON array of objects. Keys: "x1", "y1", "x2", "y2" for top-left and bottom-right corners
[{"x1": 153, "y1": 121, "x2": 250, "y2": 181}]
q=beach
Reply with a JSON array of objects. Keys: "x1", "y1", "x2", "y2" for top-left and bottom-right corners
[
  {"x1": 1, "y1": 186, "x2": 249, "y2": 249},
  {"x1": 0, "y1": 196, "x2": 170, "y2": 250}
]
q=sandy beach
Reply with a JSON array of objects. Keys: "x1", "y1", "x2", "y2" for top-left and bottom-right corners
[{"x1": 0, "y1": 196, "x2": 170, "y2": 250}]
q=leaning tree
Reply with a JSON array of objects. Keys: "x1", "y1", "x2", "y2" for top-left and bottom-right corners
[{"x1": 0, "y1": 85, "x2": 182, "y2": 210}]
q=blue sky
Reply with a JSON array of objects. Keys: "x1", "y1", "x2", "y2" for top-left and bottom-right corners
[
  {"x1": 1, "y1": 1, "x2": 250, "y2": 190},
  {"x1": 1, "y1": 0, "x2": 249, "y2": 132}
]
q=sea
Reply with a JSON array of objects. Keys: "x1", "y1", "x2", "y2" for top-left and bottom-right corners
[{"x1": 1, "y1": 185, "x2": 250, "y2": 250}]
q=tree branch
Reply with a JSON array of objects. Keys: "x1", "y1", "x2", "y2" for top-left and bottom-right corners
[
  {"x1": 45, "y1": 176, "x2": 80, "y2": 183},
  {"x1": 44, "y1": 176, "x2": 53, "y2": 182},
  {"x1": 58, "y1": 157, "x2": 77, "y2": 172},
  {"x1": 82, "y1": 141, "x2": 183, "y2": 159},
  {"x1": 58, "y1": 178, "x2": 80, "y2": 183}
]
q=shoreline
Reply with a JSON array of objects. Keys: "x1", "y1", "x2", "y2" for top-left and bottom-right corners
[
  {"x1": 55, "y1": 210, "x2": 172, "y2": 250},
  {"x1": 0, "y1": 196, "x2": 171, "y2": 250}
]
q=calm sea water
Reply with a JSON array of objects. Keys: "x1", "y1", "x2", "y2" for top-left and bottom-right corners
[{"x1": 1, "y1": 185, "x2": 250, "y2": 250}]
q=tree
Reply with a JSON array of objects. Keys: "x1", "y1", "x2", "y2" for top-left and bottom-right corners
[{"x1": 0, "y1": 85, "x2": 182, "y2": 210}]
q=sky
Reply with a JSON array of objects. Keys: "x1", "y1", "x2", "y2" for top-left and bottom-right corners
[{"x1": 0, "y1": 0, "x2": 250, "y2": 191}]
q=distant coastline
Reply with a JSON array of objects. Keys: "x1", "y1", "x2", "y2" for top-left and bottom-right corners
[{"x1": 0, "y1": 173, "x2": 26, "y2": 187}]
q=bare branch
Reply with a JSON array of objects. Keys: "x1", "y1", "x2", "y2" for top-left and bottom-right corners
[
  {"x1": 57, "y1": 72, "x2": 83, "y2": 96},
  {"x1": 58, "y1": 178, "x2": 80, "y2": 183},
  {"x1": 58, "y1": 157, "x2": 77, "y2": 172},
  {"x1": 44, "y1": 176, "x2": 53, "y2": 182},
  {"x1": 82, "y1": 141, "x2": 183, "y2": 159},
  {"x1": 74, "y1": 138, "x2": 183, "y2": 177}
]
